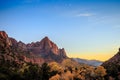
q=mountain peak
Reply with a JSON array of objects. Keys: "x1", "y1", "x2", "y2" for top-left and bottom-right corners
[
  {"x1": 0, "y1": 31, "x2": 8, "y2": 39},
  {"x1": 41, "y1": 36, "x2": 50, "y2": 42},
  {"x1": 40, "y1": 36, "x2": 53, "y2": 49},
  {"x1": 39, "y1": 37, "x2": 61, "y2": 56},
  {"x1": 40, "y1": 36, "x2": 52, "y2": 45},
  {"x1": 0, "y1": 31, "x2": 12, "y2": 47},
  {"x1": 26, "y1": 36, "x2": 68, "y2": 62},
  {"x1": 43, "y1": 36, "x2": 49, "y2": 40}
]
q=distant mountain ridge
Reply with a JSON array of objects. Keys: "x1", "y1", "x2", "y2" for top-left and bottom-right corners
[{"x1": 73, "y1": 58, "x2": 102, "y2": 66}]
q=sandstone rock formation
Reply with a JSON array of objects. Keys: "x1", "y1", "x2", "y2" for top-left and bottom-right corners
[
  {"x1": 27, "y1": 36, "x2": 67, "y2": 62},
  {"x1": 0, "y1": 31, "x2": 68, "y2": 65}
]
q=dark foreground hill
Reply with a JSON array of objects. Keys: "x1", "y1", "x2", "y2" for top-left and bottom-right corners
[{"x1": 102, "y1": 48, "x2": 120, "y2": 79}]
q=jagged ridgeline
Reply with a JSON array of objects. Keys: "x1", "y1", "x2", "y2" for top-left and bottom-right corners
[
  {"x1": 0, "y1": 31, "x2": 69, "y2": 80},
  {"x1": 0, "y1": 31, "x2": 68, "y2": 65},
  {"x1": 1, "y1": 31, "x2": 120, "y2": 80}
]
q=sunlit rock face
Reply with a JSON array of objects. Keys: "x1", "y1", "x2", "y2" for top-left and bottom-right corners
[
  {"x1": 0, "y1": 31, "x2": 68, "y2": 64},
  {"x1": 0, "y1": 31, "x2": 12, "y2": 48},
  {"x1": 27, "y1": 36, "x2": 68, "y2": 62},
  {"x1": 27, "y1": 37, "x2": 59, "y2": 55}
]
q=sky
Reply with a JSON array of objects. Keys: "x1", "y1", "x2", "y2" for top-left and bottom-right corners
[{"x1": 0, "y1": 0, "x2": 120, "y2": 61}]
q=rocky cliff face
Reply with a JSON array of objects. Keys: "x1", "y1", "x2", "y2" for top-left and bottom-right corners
[
  {"x1": 27, "y1": 36, "x2": 67, "y2": 62},
  {"x1": 0, "y1": 31, "x2": 12, "y2": 52},
  {"x1": 0, "y1": 31, "x2": 67, "y2": 64},
  {"x1": 0, "y1": 31, "x2": 20, "y2": 64}
]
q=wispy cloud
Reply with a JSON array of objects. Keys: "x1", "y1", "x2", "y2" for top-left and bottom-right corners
[{"x1": 76, "y1": 13, "x2": 93, "y2": 17}]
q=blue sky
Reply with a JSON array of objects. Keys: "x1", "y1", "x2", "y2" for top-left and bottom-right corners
[{"x1": 0, "y1": 0, "x2": 120, "y2": 61}]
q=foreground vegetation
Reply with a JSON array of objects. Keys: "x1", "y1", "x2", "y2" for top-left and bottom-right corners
[{"x1": 0, "y1": 58, "x2": 107, "y2": 80}]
